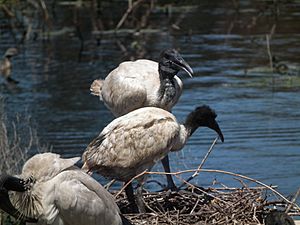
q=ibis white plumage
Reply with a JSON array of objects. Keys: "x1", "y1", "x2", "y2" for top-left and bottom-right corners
[
  {"x1": 91, "y1": 49, "x2": 193, "y2": 117},
  {"x1": 0, "y1": 153, "x2": 131, "y2": 225},
  {"x1": 82, "y1": 105, "x2": 224, "y2": 213},
  {"x1": 90, "y1": 49, "x2": 193, "y2": 190}
]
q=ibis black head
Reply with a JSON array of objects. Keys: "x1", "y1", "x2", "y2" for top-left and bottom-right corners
[
  {"x1": 186, "y1": 105, "x2": 224, "y2": 142},
  {"x1": 0, "y1": 174, "x2": 37, "y2": 223},
  {"x1": 159, "y1": 48, "x2": 193, "y2": 78}
]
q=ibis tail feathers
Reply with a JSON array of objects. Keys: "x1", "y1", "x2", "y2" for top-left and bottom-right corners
[{"x1": 90, "y1": 79, "x2": 104, "y2": 100}]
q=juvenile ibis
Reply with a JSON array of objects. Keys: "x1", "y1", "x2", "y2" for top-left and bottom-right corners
[{"x1": 0, "y1": 153, "x2": 131, "y2": 225}]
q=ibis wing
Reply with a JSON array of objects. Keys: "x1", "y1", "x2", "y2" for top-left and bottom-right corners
[
  {"x1": 101, "y1": 74, "x2": 148, "y2": 117},
  {"x1": 42, "y1": 170, "x2": 121, "y2": 225},
  {"x1": 100, "y1": 60, "x2": 160, "y2": 117},
  {"x1": 85, "y1": 108, "x2": 180, "y2": 169}
]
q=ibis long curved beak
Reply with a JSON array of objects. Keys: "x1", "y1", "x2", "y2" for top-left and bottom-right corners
[
  {"x1": 173, "y1": 57, "x2": 193, "y2": 78},
  {"x1": 0, "y1": 175, "x2": 37, "y2": 223},
  {"x1": 209, "y1": 120, "x2": 224, "y2": 142}
]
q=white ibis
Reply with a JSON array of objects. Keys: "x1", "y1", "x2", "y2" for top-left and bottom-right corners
[
  {"x1": 0, "y1": 153, "x2": 131, "y2": 225},
  {"x1": 0, "y1": 48, "x2": 19, "y2": 83},
  {"x1": 90, "y1": 48, "x2": 193, "y2": 190},
  {"x1": 82, "y1": 105, "x2": 224, "y2": 213}
]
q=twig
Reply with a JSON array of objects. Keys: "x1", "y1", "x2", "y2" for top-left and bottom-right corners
[
  {"x1": 104, "y1": 179, "x2": 116, "y2": 190},
  {"x1": 178, "y1": 137, "x2": 219, "y2": 189},
  {"x1": 212, "y1": 185, "x2": 278, "y2": 191},
  {"x1": 115, "y1": 0, "x2": 145, "y2": 30},
  {"x1": 285, "y1": 187, "x2": 300, "y2": 213},
  {"x1": 175, "y1": 174, "x2": 231, "y2": 206},
  {"x1": 190, "y1": 197, "x2": 200, "y2": 214},
  {"x1": 266, "y1": 34, "x2": 273, "y2": 70},
  {"x1": 1, "y1": 5, "x2": 15, "y2": 18},
  {"x1": 114, "y1": 169, "x2": 148, "y2": 198}
]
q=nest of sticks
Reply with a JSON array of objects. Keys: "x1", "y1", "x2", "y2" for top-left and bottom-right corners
[
  {"x1": 115, "y1": 176, "x2": 300, "y2": 225},
  {"x1": 112, "y1": 138, "x2": 300, "y2": 225}
]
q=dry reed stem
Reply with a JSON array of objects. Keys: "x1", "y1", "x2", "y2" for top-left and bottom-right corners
[
  {"x1": 178, "y1": 136, "x2": 219, "y2": 189},
  {"x1": 0, "y1": 98, "x2": 47, "y2": 225},
  {"x1": 266, "y1": 34, "x2": 273, "y2": 70},
  {"x1": 116, "y1": 0, "x2": 145, "y2": 30},
  {"x1": 285, "y1": 188, "x2": 300, "y2": 213}
]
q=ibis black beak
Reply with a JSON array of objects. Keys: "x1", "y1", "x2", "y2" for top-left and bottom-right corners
[
  {"x1": 0, "y1": 175, "x2": 37, "y2": 223},
  {"x1": 173, "y1": 56, "x2": 193, "y2": 78},
  {"x1": 209, "y1": 120, "x2": 224, "y2": 142}
]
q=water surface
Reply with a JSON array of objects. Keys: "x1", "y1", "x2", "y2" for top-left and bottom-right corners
[{"x1": 0, "y1": 1, "x2": 299, "y2": 197}]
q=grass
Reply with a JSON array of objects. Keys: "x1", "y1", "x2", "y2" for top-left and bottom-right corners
[{"x1": 0, "y1": 97, "x2": 47, "y2": 225}]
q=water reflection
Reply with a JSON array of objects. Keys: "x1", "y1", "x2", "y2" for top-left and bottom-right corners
[{"x1": 0, "y1": 0, "x2": 299, "y2": 197}]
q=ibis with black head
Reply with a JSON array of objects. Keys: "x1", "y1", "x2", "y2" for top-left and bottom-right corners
[{"x1": 82, "y1": 105, "x2": 224, "y2": 213}]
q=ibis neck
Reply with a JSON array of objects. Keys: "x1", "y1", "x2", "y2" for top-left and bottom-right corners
[
  {"x1": 172, "y1": 122, "x2": 200, "y2": 152},
  {"x1": 158, "y1": 78, "x2": 177, "y2": 106},
  {"x1": 157, "y1": 63, "x2": 179, "y2": 105},
  {"x1": 184, "y1": 113, "x2": 200, "y2": 136},
  {"x1": 171, "y1": 125, "x2": 191, "y2": 152},
  {"x1": 169, "y1": 121, "x2": 199, "y2": 152},
  {"x1": 185, "y1": 123, "x2": 198, "y2": 136}
]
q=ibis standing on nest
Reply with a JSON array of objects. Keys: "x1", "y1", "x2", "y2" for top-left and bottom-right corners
[
  {"x1": 90, "y1": 49, "x2": 193, "y2": 190},
  {"x1": 82, "y1": 105, "x2": 224, "y2": 213},
  {"x1": 0, "y1": 153, "x2": 131, "y2": 225}
]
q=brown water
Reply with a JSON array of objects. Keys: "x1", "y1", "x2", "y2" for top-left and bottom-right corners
[{"x1": 0, "y1": 1, "x2": 299, "y2": 196}]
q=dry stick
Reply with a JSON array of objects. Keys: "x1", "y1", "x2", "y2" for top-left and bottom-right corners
[
  {"x1": 266, "y1": 34, "x2": 273, "y2": 70},
  {"x1": 213, "y1": 186, "x2": 277, "y2": 191},
  {"x1": 285, "y1": 187, "x2": 300, "y2": 213},
  {"x1": 104, "y1": 179, "x2": 116, "y2": 190},
  {"x1": 178, "y1": 136, "x2": 219, "y2": 189},
  {"x1": 115, "y1": 170, "x2": 148, "y2": 198},
  {"x1": 38, "y1": 0, "x2": 49, "y2": 21},
  {"x1": 1, "y1": 5, "x2": 15, "y2": 18},
  {"x1": 174, "y1": 174, "x2": 231, "y2": 206},
  {"x1": 190, "y1": 197, "x2": 201, "y2": 214},
  {"x1": 115, "y1": 0, "x2": 145, "y2": 30}
]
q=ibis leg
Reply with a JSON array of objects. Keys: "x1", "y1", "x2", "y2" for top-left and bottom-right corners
[
  {"x1": 161, "y1": 155, "x2": 177, "y2": 191},
  {"x1": 136, "y1": 183, "x2": 146, "y2": 213},
  {"x1": 124, "y1": 183, "x2": 139, "y2": 213}
]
